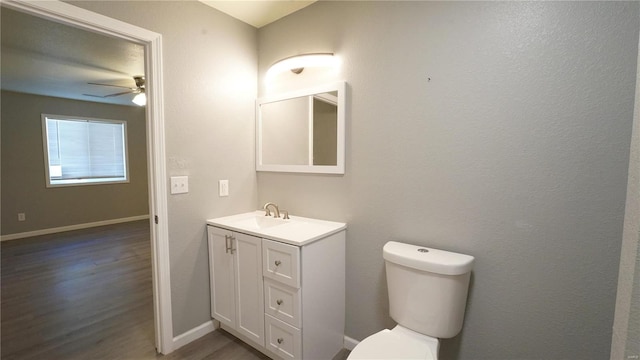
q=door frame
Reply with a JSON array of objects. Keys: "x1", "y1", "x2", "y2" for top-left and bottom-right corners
[{"x1": 1, "y1": 0, "x2": 174, "y2": 354}]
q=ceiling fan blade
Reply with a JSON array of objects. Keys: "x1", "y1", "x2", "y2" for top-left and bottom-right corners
[
  {"x1": 83, "y1": 90, "x2": 134, "y2": 98},
  {"x1": 88, "y1": 82, "x2": 136, "y2": 90},
  {"x1": 103, "y1": 90, "x2": 135, "y2": 97},
  {"x1": 84, "y1": 76, "x2": 144, "y2": 100}
]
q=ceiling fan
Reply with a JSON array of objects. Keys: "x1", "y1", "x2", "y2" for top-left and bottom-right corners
[{"x1": 84, "y1": 75, "x2": 146, "y2": 106}]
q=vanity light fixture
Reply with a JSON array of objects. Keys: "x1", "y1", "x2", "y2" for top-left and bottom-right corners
[
  {"x1": 132, "y1": 92, "x2": 146, "y2": 106},
  {"x1": 266, "y1": 52, "x2": 336, "y2": 81}
]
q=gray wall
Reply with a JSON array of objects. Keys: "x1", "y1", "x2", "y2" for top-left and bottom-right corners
[
  {"x1": 68, "y1": 1, "x2": 258, "y2": 336},
  {"x1": 611, "y1": 15, "x2": 640, "y2": 358},
  {"x1": 1, "y1": 91, "x2": 148, "y2": 235},
  {"x1": 257, "y1": 2, "x2": 638, "y2": 359}
]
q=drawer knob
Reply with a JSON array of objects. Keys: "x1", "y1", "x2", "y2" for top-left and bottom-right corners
[
  {"x1": 276, "y1": 299, "x2": 283, "y2": 305},
  {"x1": 274, "y1": 260, "x2": 282, "y2": 266},
  {"x1": 277, "y1": 338, "x2": 284, "y2": 344}
]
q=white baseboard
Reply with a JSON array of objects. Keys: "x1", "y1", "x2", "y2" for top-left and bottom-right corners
[
  {"x1": 173, "y1": 322, "x2": 354, "y2": 353},
  {"x1": 344, "y1": 335, "x2": 359, "y2": 351},
  {"x1": 172, "y1": 320, "x2": 216, "y2": 351},
  {"x1": 0, "y1": 215, "x2": 150, "y2": 241}
]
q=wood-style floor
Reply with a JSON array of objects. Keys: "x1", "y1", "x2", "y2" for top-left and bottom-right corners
[
  {"x1": 1, "y1": 220, "x2": 351, "y2": 360},
  {"x1": 1, "y1": 221, "x2": 261, "y2": 359}
]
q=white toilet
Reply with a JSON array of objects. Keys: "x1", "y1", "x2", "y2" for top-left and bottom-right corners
[{"x1": 348, "y1": 241, "x2": 474, "y2": 360}]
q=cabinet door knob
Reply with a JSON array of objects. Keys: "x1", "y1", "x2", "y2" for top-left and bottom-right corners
[
  {"x1": 274, "y1": 260, "x2": 281, "y2": 266},
  {"x1": 277, "y1": 338, "x2": 284, "y2": 344},
  {"x1": 276, "y1": 299, "x2": 283, "y2": 305}
]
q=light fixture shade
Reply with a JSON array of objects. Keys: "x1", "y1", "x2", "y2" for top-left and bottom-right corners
[
  {"x1": 132, "y1": 92, "x2": 146, "y2": 106},
  {"x1": 266, "y1": 53, "x2": 336, "y2": 81}
]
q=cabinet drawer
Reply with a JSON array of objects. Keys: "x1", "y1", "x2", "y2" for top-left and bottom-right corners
[
  {"x1": 263, "y1": 239, "x2": 300, "y2": 288},
  {"x1": 264, "y1": 278, "x2": 301, "y2": 328},
  {"x1": 265, "y1": 314, "x2": 301, "y2": 360}
]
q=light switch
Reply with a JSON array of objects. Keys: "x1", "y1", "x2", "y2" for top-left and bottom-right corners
[
  {"x1": 170, "y1": 176, "x2": 189, "y2": 194},
  {"x1": 219, "y1": 180, "x2": 229, "y2": 197}
]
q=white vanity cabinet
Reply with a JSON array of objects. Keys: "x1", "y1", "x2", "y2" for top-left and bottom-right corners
[
  {"x1": 207, "y1": 211, "x2": 346, "y2": 360},
  {"x1": 207, "y1": 226, "x2": 265, "y2": 348}
]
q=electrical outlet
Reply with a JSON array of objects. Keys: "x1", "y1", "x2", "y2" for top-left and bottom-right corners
[
  {"x1": 18, "y1": 213, "x2": 26, "y2": 221},
  {"x1": 219, "y1": 180, "x2": 229, "y2": 197}
]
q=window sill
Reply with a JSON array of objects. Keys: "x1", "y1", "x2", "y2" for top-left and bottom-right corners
[{"x1": 47, "y1": 177, "x2": 129, "y2": 188}]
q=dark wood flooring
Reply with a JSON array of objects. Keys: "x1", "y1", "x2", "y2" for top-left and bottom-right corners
[
  {"x1": 1, "y1": 220, "x2": 350, "y2": 360},
  {"x1": 1, "y1": 221, "x2": 267, "y2": 359}
]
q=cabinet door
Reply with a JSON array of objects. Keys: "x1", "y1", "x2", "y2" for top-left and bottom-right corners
[
  {"x1": 207, "y1": 226, "x2": 236, "y2": 328},
  {"x1": 233, "y1": 232, "x2": 265, "y2": 347}
]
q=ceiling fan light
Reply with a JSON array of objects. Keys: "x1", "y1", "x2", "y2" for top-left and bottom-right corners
[{"x1": 132, "y1": 93, "x2": 146, "y2": 106}]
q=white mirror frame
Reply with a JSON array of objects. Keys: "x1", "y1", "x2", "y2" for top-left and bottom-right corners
[{"x1": 256, "y1": 81, "x2": 346, "y2": 174}]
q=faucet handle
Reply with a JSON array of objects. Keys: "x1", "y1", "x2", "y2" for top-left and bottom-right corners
[{"x1": 281, "y1": 210, "x2": 290, "y2": 220}]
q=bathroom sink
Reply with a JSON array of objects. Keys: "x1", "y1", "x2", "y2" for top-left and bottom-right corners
[
  {"x1": 206, "y1": 210, "x2": 347, "y2": 246},
  {"x1": 229, "y1": 214, "x2": 288, "y2": 230}
]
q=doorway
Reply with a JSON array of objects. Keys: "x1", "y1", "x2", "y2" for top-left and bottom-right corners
[{"x1": 0, "y1": 0, "x2": 172, "y2": 354}]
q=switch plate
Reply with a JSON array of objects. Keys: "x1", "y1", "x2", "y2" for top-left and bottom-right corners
[
  {"x1": 219, "y1": 180, "x2": 229, "y2": 197},
  {"x1": 18, "y1": 213, "x2": 26, "y2": 221},
  {"x1": 170, "y1": 176, "x2": 189, "y2": 194}
]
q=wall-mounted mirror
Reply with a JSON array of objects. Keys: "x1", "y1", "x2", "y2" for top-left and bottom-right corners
[{"x1": 256, "y1": 81, "x2": 346, "y2": 174}]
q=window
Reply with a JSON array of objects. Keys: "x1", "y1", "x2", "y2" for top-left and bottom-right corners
[{"x1": 42, "y1": 114, "x2": 129, "y2": 187}]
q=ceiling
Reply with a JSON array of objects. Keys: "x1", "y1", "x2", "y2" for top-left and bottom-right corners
[
  {"x1": 200, "y1": 1, "x2": 316, "y2": 28},
  {"x1": 1, "y1": 7, "x2": 145, "y2": 107},
  {"x1": 0, "y1": 2, "x2": 314, "y2": 107}
]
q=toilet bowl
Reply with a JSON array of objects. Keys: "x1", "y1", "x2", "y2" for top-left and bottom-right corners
[
  {"x1": 347, "y1": 241, "x2": 474, "y2": 360},
  {"x1": 348, "y1": 325, "x2": 439, "y2": 360}
]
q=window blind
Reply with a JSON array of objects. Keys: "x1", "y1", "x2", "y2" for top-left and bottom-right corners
[{"x1": 44, "y1": 116, "x2": 127, "y2": 184}]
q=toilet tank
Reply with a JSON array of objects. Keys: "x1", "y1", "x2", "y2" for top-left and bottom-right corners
[{"x1": 383, "y1": 241, "x2": 474, "y2": 339}]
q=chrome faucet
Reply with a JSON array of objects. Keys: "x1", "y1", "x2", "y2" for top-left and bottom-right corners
[{"x1": 263, "y1": 202, "x2": 280, "y2": 218}]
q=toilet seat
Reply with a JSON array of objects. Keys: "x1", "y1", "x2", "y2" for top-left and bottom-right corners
[{"x1": 347, "y1": 326, "x2": 439, "y2": 360}]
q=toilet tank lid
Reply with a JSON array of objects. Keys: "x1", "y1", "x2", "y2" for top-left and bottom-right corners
[{"x1": 383, "y1": 241, "x2": 474, "y2": 275}]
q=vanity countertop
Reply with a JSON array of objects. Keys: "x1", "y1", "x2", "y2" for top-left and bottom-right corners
[{"x1": 206, "y1": 210, "x2": 346, "y2": 246}]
